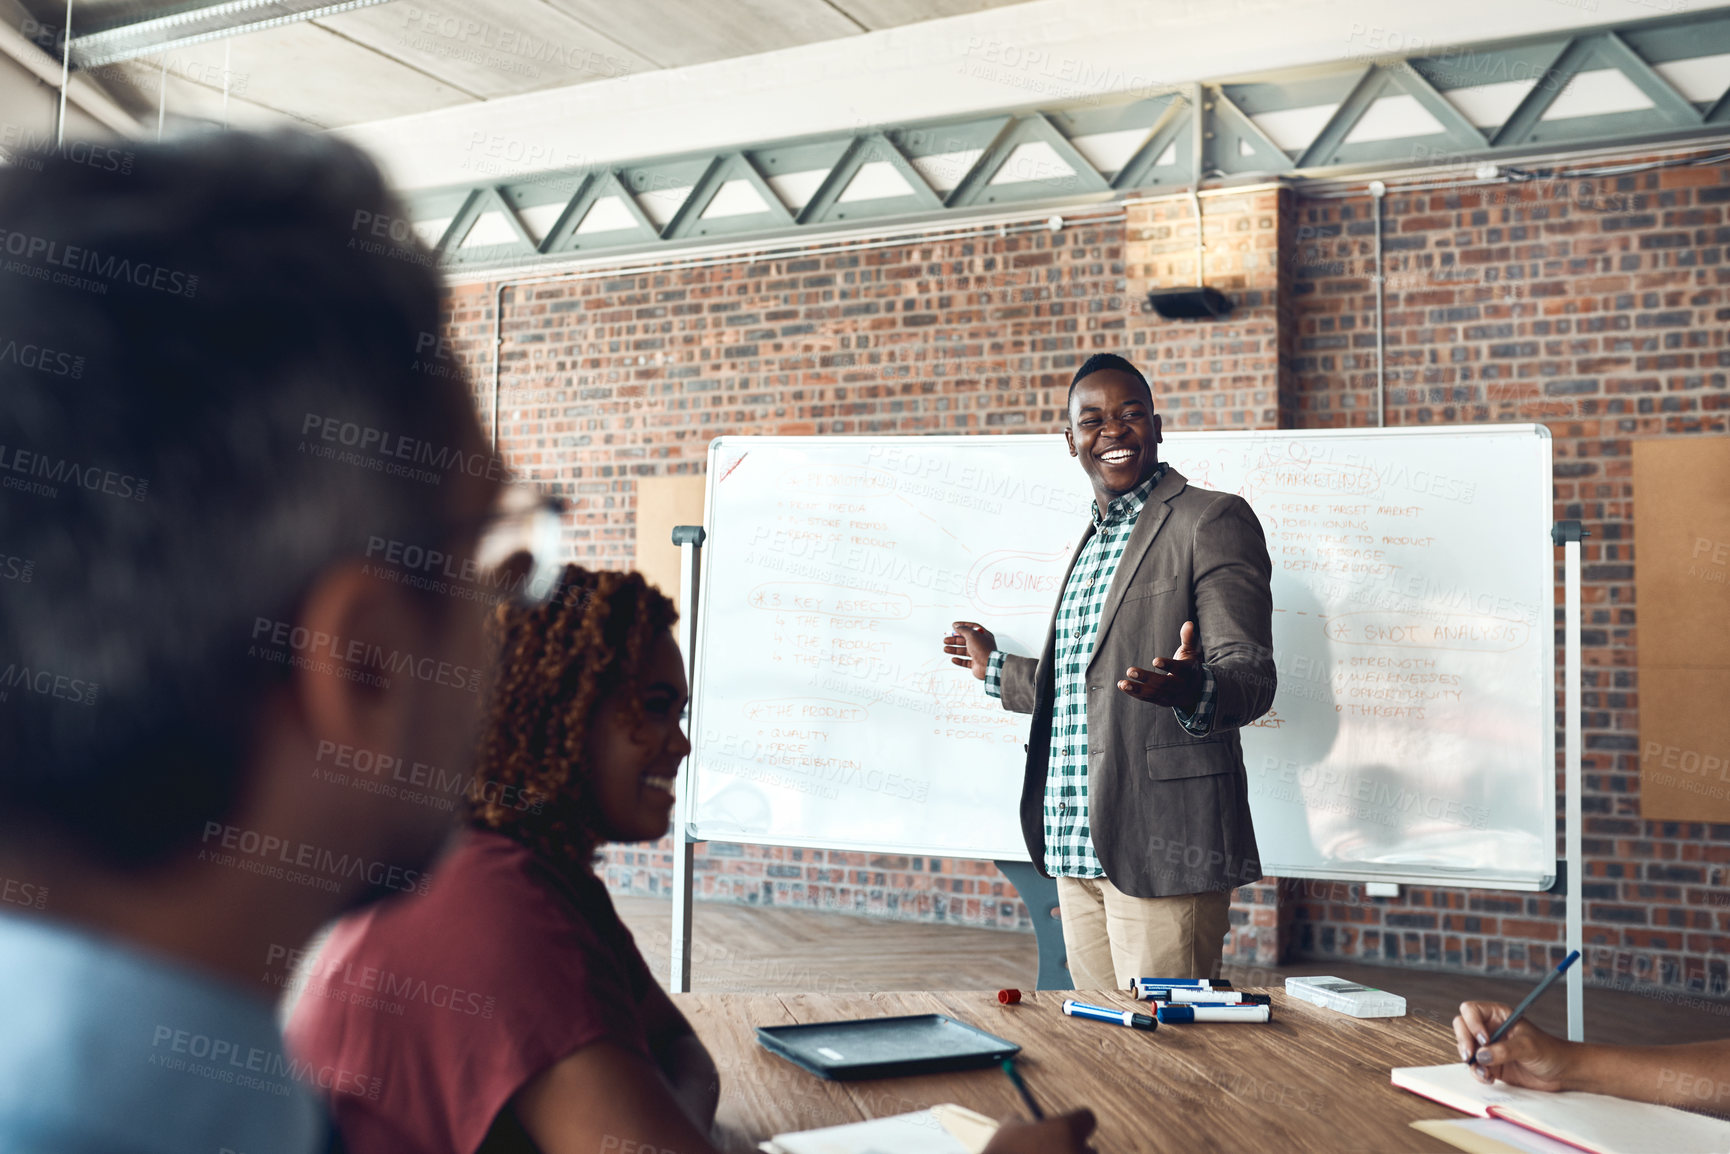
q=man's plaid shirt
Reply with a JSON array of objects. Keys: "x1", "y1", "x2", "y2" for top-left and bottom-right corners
[{"x1": 985, "y1": 464, "x2": 1216, "y2": 877}]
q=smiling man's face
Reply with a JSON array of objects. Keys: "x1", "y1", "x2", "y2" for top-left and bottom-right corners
[{"x1": 1065, "y1": 368, "x2": 1163, "y2": 513}]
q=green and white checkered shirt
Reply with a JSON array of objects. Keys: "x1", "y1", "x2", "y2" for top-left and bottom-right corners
[{"x1": 985, "y1": 464, "x2": 1214, "y2": 877}]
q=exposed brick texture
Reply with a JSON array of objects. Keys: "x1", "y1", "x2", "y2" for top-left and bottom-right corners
[
  {"x1": 1285, "y1": 161, "x2": 1730, "y2": 994},
  {"x1": 444, "y1": 160, "x2": 1730, "y2": 990}
]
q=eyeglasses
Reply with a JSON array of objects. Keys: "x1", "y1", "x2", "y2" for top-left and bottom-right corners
[{"x1": 472, "y1": 482, "x2": 568, "y2": 607}]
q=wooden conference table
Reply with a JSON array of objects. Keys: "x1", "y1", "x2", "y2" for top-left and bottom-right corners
[{"x1": 675, "y1": 988, "x2": 1464, "y2": 1153}]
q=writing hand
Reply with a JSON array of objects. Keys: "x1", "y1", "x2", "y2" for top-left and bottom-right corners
[
  {"x1": 943, "y1": 621, "x2": 997, "y2": 681},
  {"x1": 1454, "y1": 1001, "x2": 1570, "y2": 1091},
  {"x1": 1117, "y1": 620, "x2": 1203, "y2": 710}
]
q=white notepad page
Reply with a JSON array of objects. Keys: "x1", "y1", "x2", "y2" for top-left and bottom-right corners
[{"x1": 1393, "y1": 1063, "x2": 1730, "y2": 1154}]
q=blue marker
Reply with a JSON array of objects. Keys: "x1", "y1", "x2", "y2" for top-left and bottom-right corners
[
  {"x1": 1157, "y1": 1004, "x2": 1271, "y2": 1024},
  {"x1": 1062, "y1": 999, "x2": 1158, "y2": 1031}
]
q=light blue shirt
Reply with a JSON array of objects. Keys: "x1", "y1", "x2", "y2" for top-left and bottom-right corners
[{"x1": 0, "y1": 911, "x2": 326, "y2": 1154}]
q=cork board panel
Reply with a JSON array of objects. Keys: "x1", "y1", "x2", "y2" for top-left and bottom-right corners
[
  {"x1": 633, "y1": 474, "x2": 707, "y2": 616},
  {"x1": 1634, "y1": 438, "x2": 1730, "y2": 820}
]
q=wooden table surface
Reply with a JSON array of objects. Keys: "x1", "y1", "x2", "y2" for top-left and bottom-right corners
[{"x1": 676, "y1": 988, "x2": 1465, "y2": 1153}]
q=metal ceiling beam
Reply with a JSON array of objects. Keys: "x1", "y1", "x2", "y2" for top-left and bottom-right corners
[
  {"x1": 410, "y1": 7, "x2": 1730, "y2": 274},
  {"x1": 68, "y1": 0, "x2": 394, "y2": 70},
  {"x1": 0, "y1": 0, "x2": 137, "y2": 135}
]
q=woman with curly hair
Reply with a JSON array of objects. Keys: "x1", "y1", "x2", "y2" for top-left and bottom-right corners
[{"x1": 287, "y1": 564, "x2": 1093, "y2": 1154}]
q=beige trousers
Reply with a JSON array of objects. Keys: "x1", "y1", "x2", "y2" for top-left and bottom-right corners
[{"x1": 1054, "y1": 875, "x2": 1233, "y2": 990}]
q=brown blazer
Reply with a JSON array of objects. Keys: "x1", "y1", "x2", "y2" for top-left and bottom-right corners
[{"x1": 997, "y1": 466, "x2": 1275, "y2": 898}]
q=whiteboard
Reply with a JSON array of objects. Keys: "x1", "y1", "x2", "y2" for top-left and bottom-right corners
[{"x1": 687, "y1": 427, "x2": 1556, "y2": 890}]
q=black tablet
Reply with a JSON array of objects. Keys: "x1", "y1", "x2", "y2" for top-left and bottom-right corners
[{"x1": 755, "y1": 1013, "x2": 1021, "y2": 1081}]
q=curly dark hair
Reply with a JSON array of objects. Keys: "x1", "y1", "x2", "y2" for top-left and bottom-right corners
[{"x1": 469, "y1": 564, "x2": 677, "y2": 878}]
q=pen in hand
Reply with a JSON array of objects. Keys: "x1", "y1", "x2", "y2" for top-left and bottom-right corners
[{"x1": 1469, "y1": 949, "x2": 1580, "y2": 1069}]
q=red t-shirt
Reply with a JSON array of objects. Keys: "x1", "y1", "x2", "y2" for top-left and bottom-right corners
[{"x1": 285, "y1": 831, "x2": 657, "y2": 1154}]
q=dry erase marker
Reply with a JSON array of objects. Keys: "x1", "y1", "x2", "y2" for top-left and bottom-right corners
[
  {"x1": 1062, "y1": 999, "x2": 1157, "y2": 1031},
  {"x1": 1131, "y1": 978, "x2": 1231, "y2": 998},
  {"x1": 1157, "y1": 1004, "x2": 1271, "y2": 1024},
  {"x1": 1138, "y1": 988, "x2": 1271, "y2": 1005}
]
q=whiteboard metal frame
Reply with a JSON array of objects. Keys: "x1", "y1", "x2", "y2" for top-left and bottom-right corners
[{"x1": 671, "y1": 427, "x2": 1572, "y2": 989}]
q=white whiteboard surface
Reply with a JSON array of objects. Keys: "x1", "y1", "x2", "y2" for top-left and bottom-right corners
[{"x1": 687, "y1": 427, "x2": 1556, "y2": 890}]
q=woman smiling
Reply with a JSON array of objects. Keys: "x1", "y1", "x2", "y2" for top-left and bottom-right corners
[{"x1": 287, "y1": 564, "x2": 1093, "y2": 1154}]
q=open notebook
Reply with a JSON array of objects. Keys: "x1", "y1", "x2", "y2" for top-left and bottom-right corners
[
  {"x1": 759, "y1": 1104, "x2": 999, "y2": 1154},
  {"x1": 1392, "y1": 1063, "x2": 1730, "y2": 1154}
]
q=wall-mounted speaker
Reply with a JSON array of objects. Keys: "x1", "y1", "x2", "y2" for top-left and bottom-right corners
[{"x1": 1146, "y1": 286, "x2": 1233, "y2": 320}]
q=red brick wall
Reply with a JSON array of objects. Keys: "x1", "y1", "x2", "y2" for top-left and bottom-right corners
[
  {"x1": 1286, "y1": 161, "x2": 1730, "y2": 995},
  {"x1": 444, "y1": 159, "x2": 1730, "y2": 993},
  {"x1": 446, "y1": 192, "x2": 1289, "y2": 962}
]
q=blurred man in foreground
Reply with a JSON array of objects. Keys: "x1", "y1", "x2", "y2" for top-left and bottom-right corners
[
  {"x1": 0, "y1": 131, "x2": 507, "y2": 1153},
  {"x1": 0, "y1": 132, "x2": 1093, "y2": 1154}
]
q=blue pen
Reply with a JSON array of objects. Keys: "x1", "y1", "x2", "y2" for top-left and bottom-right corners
[
  {"x1": 1470, "y1": 949, "x2": 1581, "y2": 1067},
  {"x1": 1062, "y1": 998, "x2": 1157, "y2": 1031}
]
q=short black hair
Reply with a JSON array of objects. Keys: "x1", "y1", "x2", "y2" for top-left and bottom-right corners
[
  {"x1": 1068, "y1": 353, "x2": 1152, "y2": 410},
  {"x1": 0, "y1": 132, "x2": 482, "y2": 867}
]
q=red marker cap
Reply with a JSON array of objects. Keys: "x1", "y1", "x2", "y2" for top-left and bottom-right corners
[{"x1": 998, "y1": 988, "x2": 1022, "y2": 1005}]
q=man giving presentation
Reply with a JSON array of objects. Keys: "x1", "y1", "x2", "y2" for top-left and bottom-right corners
[{"x1": 944, "y1": 353, "x2": 1275, "y2": 987}]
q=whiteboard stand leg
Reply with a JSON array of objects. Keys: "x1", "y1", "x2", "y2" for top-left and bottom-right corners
[
  {"x1": 994, "y1": 860, "x2": 1066, "y2": 990},
  {"x1": 670, "y1": 525, "x2": 706, "y2": 994},
  {"x1": 1555, "y1": 520, "x2": 1587, "y2": 1043}
]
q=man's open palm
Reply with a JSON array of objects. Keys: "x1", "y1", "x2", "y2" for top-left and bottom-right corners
[{"x1": 1117, "y1": 620, "x2": 1204, "y2": 710}]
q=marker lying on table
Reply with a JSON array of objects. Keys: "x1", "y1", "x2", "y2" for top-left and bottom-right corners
[
  {"x1": 1469, "y1": 949, "x2": 1581, "y2": 1068},
  {"x1": 1136, "y1": 988, "x2": 1271, "y2": 1005},
  {"x1": 1132, "y1": 978, "x2": 1231, "y2": 994},
  {"x1": 1156, "y1": 1003, "x2": 1271, "y2": 1024},
  {"x1": 1062, "y1": 999, "x2": 1157, "y2": 1031}
]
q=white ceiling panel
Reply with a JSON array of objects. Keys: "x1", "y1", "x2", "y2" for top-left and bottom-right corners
[
  {"x1": 1542, "y1": 68, "x2": 1655, "y2": 121},
  {"x1": 1250, "y1": 103, "x2": 1339, "y2": 151},
  {"x1": 829, "y1": 0, "x2": 1027, "y2": 31},
  {"x1": 1442, "y1": 78, "x2": 1539, "y2": 128},
  {"x1": 518, "y1": 201, "x2": 568, "y2": 242},
  {"x1": 911, "y1": 148, "x2": 984, "y2": 192},
  {"x1": 701, "y1": 177, "x2": 771, "y2": 217},
  {"x1": 540, "y1": 0, "x2": 865, "y2": 69},
  {"x1": 315, "y1": 1, "x2": 657, "y2": 100},
  {"x1": 1343, "y1": 94, "x2": 1447, "y2": 143},
  {"x1": 990, "y1": 140, "x2": 1074, "y2": 184},
  {"x1": 130, "y1": 20, "x2": 474, "y2": 129},
  {"x1": 1069, "y1": 126, "x2": 1153, "y2": 173},
  {"x1": 458, "y1": 210, "x2": 522, "y2": 247},
  {"x1": 575, "y1": 196, "x2": 642, "y2": 233},
  {"x1": 636, "y1": 185, "x2": 693, "y2": 227},
  {"x1": 767, "y1": 168, "x2": 830, "y2": 210},
  {"x1": 1653, "y1": 52, "x2": 1730, "y2": 104},
  {"x1": 837, "y1": 159, "x2": 915, "y2": 201},
  {"x1": 90, "y1": 58, "x2": 306, "y2": 132}
]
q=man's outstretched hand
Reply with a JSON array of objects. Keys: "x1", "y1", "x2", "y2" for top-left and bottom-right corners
[
  {"x1": 1117, "y1": 619, "x2": 1204, "y2": 710},
  {"x1": 981, "y1": 1109, "x2": 1097, "y2": 1154},
  {"x1": 943, "y1": 621, "x2": 997, "y2": 680}
]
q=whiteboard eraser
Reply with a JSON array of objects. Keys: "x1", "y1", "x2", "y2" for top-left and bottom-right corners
[{"x1": 1284, "y1": 976, "x2": 1405, "y2": 1018}]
